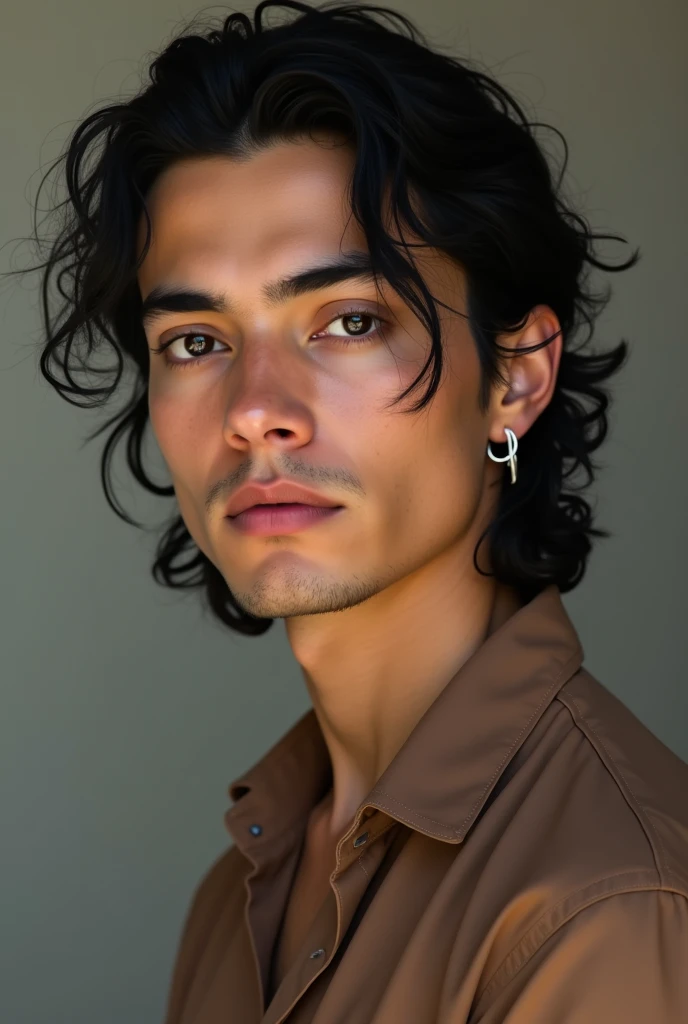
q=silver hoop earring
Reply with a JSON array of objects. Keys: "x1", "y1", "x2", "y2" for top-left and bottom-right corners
[{"x1": 487, "y1": 427, "x2": 518, "y2": 485}]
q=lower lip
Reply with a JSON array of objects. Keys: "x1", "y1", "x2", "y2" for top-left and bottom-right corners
[{"x1": 227, "y1": 503, "x2": 344, "y2": 536}]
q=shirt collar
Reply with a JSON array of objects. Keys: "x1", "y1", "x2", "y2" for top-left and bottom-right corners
[{"x1": 224, "y1": 584, "x2": 583, "y2": 849}]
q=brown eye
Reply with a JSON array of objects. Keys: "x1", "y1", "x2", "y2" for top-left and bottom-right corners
[
  {"x1": 313, "y1": 308, "x2": 384, "y2": 344},
  {"x1": 153, "y1": 332, "x2": 228, "y2": 368},
  {"x1": 175, "y1": 333, "x2": 221, "y2": 357}
]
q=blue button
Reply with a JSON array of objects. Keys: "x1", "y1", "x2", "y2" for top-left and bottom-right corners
[
  {"x1": 249, "y1": 824, "x2": 263, "y2": 836},
  {"x1": 353, "y1": 831, "x2": 368, "y2": 847}
]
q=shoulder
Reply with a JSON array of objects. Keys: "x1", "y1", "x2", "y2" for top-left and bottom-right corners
[
  {"x1": 464, "y1": 676, "x2": 688, "y2": 1018},
  {"x1": 188, "y1": 841, "x2": 249, "y2": 907},
  {"x1": 554, "y1": 667, "x2": 688, "y2": 895},
  {"x1": 469, "y1": 887, "x2": 688, "y2": 1020},
  {"x1": 176, "y1": 842, "x2": 250, "y2": 956},
  {"x1": 163, "y1": 844, "x2": 249, "y2": 1022},
  {"x1": 465, "y1": 666, "x2": 688, "y2": 992}
]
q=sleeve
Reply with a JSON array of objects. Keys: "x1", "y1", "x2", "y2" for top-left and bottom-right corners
[{"x1": 468, "y1": 889, "x2": 688, "y2": 1023}]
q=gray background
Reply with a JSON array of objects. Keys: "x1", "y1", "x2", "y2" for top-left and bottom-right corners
[{"x1": 1, "y1": 1, "x2": 686, "y2": 1022}]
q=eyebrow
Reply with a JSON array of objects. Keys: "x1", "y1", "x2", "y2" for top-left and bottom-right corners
[{"x1": 140, "y1": 250, "x2": 377, "y2": 328}]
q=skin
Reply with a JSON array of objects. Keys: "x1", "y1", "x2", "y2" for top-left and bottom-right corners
[{"x1": 136, "y1": 134, "x2": 562, "y2": 866}]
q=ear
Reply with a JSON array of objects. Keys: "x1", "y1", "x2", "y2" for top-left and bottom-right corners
[{"x1": 487, "y1": 305, "x2": 563, "y2": 447}]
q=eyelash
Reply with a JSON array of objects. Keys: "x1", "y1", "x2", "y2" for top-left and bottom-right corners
[{"x1": 149, "y1": 307, "x2": 386, "y2": 370}]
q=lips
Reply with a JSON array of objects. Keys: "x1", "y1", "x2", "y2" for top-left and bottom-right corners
[{"x1": 224, "y1": 481, "x2": 342, "y2": 518}]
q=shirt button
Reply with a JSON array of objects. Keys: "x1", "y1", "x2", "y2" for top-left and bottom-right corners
[
  {"x1": 353, "y1": 831, "x2": 368, "y2": 847},
  {"x1": 309, "y1": 948, "x2": 326, "y2": 959},
  {"x1": 249, "y1": 824, "x2": 263, "y2": 836}
]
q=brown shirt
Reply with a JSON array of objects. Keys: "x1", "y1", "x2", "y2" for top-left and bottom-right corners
[{"x1": 162, "y1": 585, "x2": 688, "y2": 1023}]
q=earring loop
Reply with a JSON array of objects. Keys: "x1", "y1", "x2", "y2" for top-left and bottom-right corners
[{"x1": 486, "y1": 427, "x2": 518, "y2": 484}]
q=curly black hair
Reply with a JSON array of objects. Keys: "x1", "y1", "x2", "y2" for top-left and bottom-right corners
[{"x1": 5, "y1": 0, "x2": 639, "y2": 635}]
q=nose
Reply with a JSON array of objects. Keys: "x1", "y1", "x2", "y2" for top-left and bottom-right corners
[{"x1": 221, "y1": 354, "x2": 317, "y2": 456}]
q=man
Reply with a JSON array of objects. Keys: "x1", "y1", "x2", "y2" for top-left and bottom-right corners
[{"x1": 18, "y1": 1, "x2": 688, "y2": 1021}]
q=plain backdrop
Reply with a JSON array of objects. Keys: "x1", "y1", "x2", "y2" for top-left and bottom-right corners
[{"x1": 1, "y1": 1, "x2": 686, "y2": 1022}]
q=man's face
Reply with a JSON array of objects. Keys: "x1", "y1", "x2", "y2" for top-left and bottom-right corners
[{"x1": 137, "y1": 136, "x2": 501, "y2": 619}]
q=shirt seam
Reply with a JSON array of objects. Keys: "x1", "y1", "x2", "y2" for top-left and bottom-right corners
[
  {"x1": 556, "y1": 686, "x2": 675, "y2": 888},
  {"x1": 455, "y1": 646, "x2": 583, "y2": 837},
  {"x1": 475, "y1": 877, "x2": 687, "y2": 1010}
]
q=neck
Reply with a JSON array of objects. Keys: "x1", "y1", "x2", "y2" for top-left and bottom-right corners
[{"x1": 285, "y1": 546, "x2": 524, "y2": 846}]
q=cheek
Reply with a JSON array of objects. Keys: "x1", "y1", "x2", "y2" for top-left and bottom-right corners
[
  {"x1": 148, "y1": 385, "x2": 197, "y2": 476},
  {"x1": 390, "y1": 391, "x2": 487, "y2": 542},
  {"x1": 147, "y1": 388, "x2": 212, "y2": 541}
]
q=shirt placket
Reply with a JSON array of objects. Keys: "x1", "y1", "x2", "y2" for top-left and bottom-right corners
[{"x1": 260, "y1": 807, "x2": 397, "y2": 1024}]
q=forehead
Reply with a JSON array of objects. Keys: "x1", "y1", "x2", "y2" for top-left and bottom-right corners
[{"x1": 136, "y1": 138, "x2": 362, "y2": 288}]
